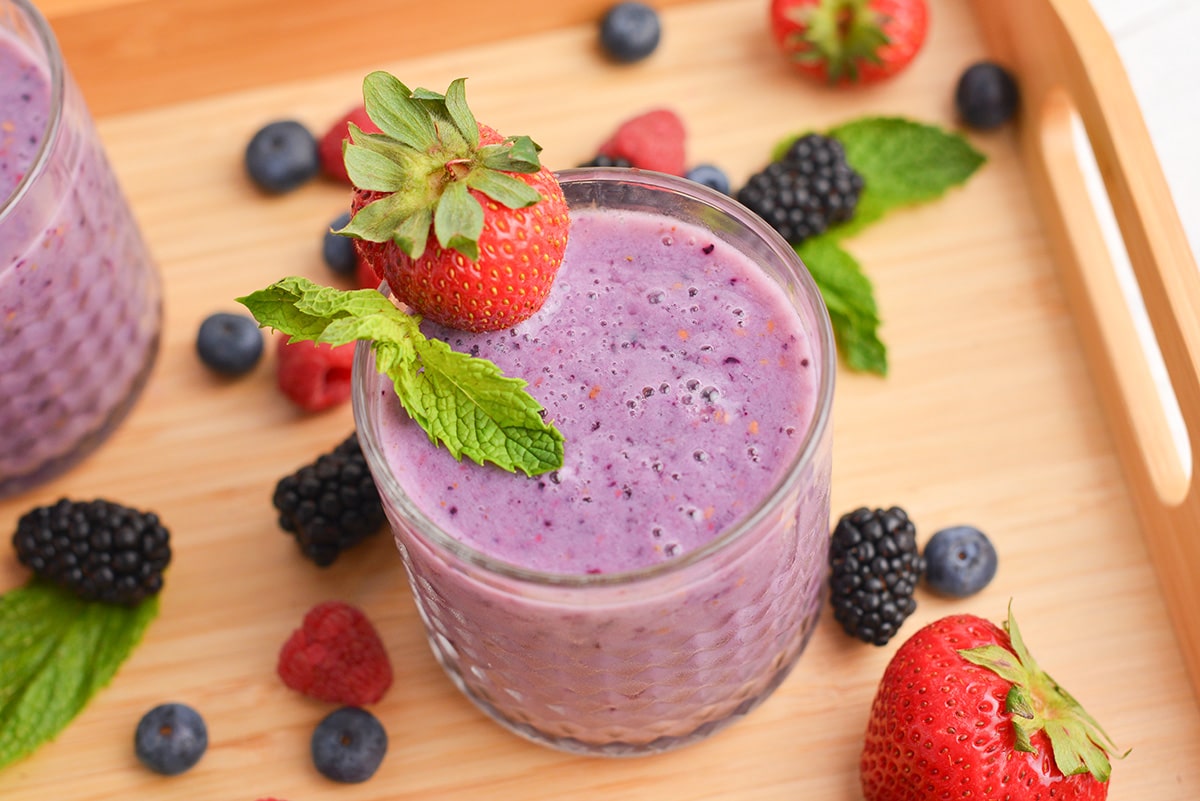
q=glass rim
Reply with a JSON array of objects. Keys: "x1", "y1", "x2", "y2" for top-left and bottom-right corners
[
  {"x1": 352, "y1": 167, "x2": 836, "y2": 588},
  {"x1": 0, "y1": 0, "x2": 65, "y2": 224}
]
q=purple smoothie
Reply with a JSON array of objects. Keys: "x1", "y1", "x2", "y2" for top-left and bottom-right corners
[
  {"x1": 0, "y1": 14, "x2": 161, "y2": 497},
  {"x1": 356, "y1": 171, "x2": 833, "y2": 753}
]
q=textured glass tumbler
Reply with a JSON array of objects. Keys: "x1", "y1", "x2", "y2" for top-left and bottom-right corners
[
  {"x1": 353, "y1": 170, "x2": 835, "y2": 755},
  {"x1": 0, "y1": 0, "x2": 162, "y2": 498}
]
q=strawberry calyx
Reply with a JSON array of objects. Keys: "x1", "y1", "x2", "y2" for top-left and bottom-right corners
[
  {"x1": 336, "y1": 73, "x2": 547, "y2": 262},
  {"x1": 784, "y1": 0, "x2": 890, "y2": 83},
  {"x1": 958, "y1": 604, "x2": 1126, "y2": 783}
]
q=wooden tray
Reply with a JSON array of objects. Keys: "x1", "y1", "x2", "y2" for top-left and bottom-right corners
[{"x1": 4, "y1": 0, "x2": 1199, "y2": 797}]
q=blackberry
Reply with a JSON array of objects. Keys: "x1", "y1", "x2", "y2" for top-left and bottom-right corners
[
  {"x1": 12, "y1": 498, "x2": 171, "y2": 605},
  {"x1": 736, "y1": 133, "x2": 864, "y2": 245},
  {"x1": 273, "y1": 433, "x2": 385, "y2": 566},
  {"x1": 828, "y1": 506, "x2": 924, "y2": 646},
  {"x1": 577, "y1": 153, "x2": 633, "y2": 168}
]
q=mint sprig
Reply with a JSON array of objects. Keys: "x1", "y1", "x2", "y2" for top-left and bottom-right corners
[
  {"x1": 0, "y1": 581, "x2": 158, "y2": 770},
  {"x1": 797, "y1": 237, "x2": 885, "y2": 375},
  {"x1": 238, "y1": 276, "x2": 564, "y2": 476},
  {"x1": 772, "y1": 117, "x2": 986, "y2": 375}
]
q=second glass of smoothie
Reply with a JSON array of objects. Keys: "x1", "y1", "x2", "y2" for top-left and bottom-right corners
[
  {"x1": 0, "y1": 0, "x2": 161, "y2": 499},
  {"x1": 353, "y1": 169, "x2": 835, "y2": 755}
]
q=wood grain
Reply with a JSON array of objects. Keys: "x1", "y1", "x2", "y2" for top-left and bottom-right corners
[
  {"x1": 36, "y1": 0, "x2": 698, "y2": 116},
  {"x1": 4, "y1": 0, "x2": 1199, "y2": 798}
]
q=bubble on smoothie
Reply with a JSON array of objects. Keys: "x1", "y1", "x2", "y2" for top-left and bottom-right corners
[
  {"x1": 647, "y1": 290, "x2": 665, "y2": 305},
  {"x1": 661, "y1": 235, "x2": 674, "y2": 247}
]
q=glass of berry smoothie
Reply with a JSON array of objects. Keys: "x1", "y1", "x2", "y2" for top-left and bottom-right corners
[
  {"x1": 0, "y1": 0, "x2": 162, "y2": 498},
  {"x1": 353, "y1": 168, "x2": 835, "y2": 755}
]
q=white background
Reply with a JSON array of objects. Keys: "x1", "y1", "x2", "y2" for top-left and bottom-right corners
[{"x1": 1091, "y1": 0, "x2": 1199, "y2": 264}]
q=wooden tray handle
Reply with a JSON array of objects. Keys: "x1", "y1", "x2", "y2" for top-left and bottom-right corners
[{"x1": 971, "y1": 0, "x2": 1200, "y2": 701}]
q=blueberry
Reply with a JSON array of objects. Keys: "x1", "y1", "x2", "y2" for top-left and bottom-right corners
[
  {"x1": 134, "y1": 703, "x2": 208, "y2": 775},
  {"x1": 923, "y1": 525, "x2": 998, "y2": 598},
  {"x1": 196, "y1": 312, "x2": 264, "y2": 376},
  {"x1": 311, "y1": 706, "x2": 387, "y2": 783},
  {"x1": 245, "y1": 120, "x2": 320, "y2": 193},
  {"x1": 685, "y1": 164, "x2": 731, "y2": 195},
  {"x1": 599, "y1": 2, "x2": 661, "y2": 63},
  {"x1": 323, "y1": 211, "x2": 357, "y2": 277},
  {"x1": 955, "y1": 62, "x2": 1019, "y2": 130}
]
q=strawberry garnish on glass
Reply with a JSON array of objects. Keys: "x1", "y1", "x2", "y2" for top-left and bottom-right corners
[
  {"x1": 861, "y1": 606, "x2": 1126, "y2": 800},
  {"x1": 338, "y1": 74, "x2": 570, "y2": 333}
]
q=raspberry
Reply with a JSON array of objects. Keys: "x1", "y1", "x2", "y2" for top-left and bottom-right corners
[
  {"x1": 273, "y1": 433, "x2": 385, "y2": 566},
  {"x1": 276, "y1": 338, "x2": 356, "y2": 412},
  {"x1": 12, "y1": 498, "x2": 171, "y2": 605},
  {"x1": 277, "y1": 601, "x2": 393, "y2": 706},
  {"x1": 318, "y1": 104, "x2": 380, "y2": 184},
  {"x1": 828, "y1": 506, "x2": 924, "y2": 646},
  {"x1": 597, "y1": 108, "x2": 686, "y2": 175},
  {"x1": 736, "y1": 133, "x2": 864, "y2": 245}
]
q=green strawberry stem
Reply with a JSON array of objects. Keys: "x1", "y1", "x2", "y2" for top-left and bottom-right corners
[
  {"x1": 958, "y1": 604, "x2": 1127, "y2": 783},
  {"x1": 237, "y1": 277, "x2": 565, "y2": 477},
  {"x1": 336, "y1": 73, "x2": 545, "y2": 261},
  {"x1": 784, "y1": 0, "x2": 890, "y2": 82}
]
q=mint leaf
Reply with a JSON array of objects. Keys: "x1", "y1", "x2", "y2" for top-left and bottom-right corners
[
  {"x1": 407, "y1": 337, "x2": 564, "y2": 474},
  {"x1": 831, "y1": 117, "x2": 985, "y2": 235},
  {"x1": 0, "y1": 581, "x2": 158, "y2": 770},
  {"x1": 767, "y1": 116, "x2": 985, "y2": 376},
  {"x1": 238, "y1": 277, "x2": 565, "y2": 476},
  {"x1": 797, "y1": 237, "x2": 887, "y2": 375}
]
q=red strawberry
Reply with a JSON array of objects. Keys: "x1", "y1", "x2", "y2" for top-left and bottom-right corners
[
  {"x1": 277, "y1": 601, "x2": 393, "y2": 706},
  {"x1": 355, "y1": 251, "x2": 380, "y2": 290},
  {"x1": 276, "y1": 338, "x2": 355, "y2": 411},
  {"x1": 770, "y1": 0, "x2": 928, "y2": 85},
  {"x1": 861, "y1": 608, "x2": 1123, "y2": 800},
  {"x1": 318, "y1": 104, "x2": 380, "y2": 183},
  {"x1": 596, "y1": 108, "x2": 686, "y2": 175},
  {"x1": 339, "y1": 75, "x2": 569, "y2": 332}
]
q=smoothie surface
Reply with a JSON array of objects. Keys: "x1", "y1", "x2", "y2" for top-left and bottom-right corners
[{"x1": 377, "y1": 206, "x2": 819, "y2": 575}]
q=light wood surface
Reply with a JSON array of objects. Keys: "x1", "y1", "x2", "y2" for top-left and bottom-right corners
[{"x1": 3, "y1": 0, "x2": 1199, "y2": 799}]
